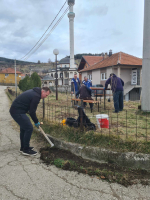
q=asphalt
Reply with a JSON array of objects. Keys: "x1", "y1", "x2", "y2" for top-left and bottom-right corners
[{"x1": 0, "y1": 86, "x2": 150, "y2": 200}]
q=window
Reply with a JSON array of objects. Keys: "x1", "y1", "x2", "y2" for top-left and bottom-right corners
[
  {"x1": 5, "y1": 74, "x2": 9, "y2": 77},
  {"x1": 101, "y1": 73, "x2": 107, "y2": 80},
  {"x1": 88, "y1": 74, "x2": 92, "y2": 80},
  {"x1": 60, "y1": 73, "x2": 63, "y2": 78}
]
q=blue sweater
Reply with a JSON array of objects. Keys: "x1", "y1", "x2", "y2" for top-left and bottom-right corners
[{"x1": 82, "y1": 79, "x2": 92, "y2": 88}]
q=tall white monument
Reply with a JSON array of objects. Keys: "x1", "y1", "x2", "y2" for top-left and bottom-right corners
[
  {"x1": 68, "y1": 0, "x2": 75, "y2": 69},
  {"x1": 142, "y1": 0, "x2": 150, "y2": 111}
]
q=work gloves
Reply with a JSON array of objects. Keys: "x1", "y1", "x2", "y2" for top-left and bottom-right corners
[{"x1": 35, "y1": 122, "x2": 40, "y2": 128}]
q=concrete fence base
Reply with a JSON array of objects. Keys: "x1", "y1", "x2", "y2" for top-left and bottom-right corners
[{"x1": 47, "y1": 134, "x2": 150, "y2": 171}]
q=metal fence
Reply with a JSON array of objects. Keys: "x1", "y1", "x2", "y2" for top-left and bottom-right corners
[{"x1": 41, "y1": 94, "x2": 150, "y2": 143}]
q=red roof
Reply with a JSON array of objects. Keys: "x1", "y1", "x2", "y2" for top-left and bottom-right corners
[
  {"x1": 78, "y1": 56, "x2": 103, "y2": 71},
  {"x1": 83, "y1": 56, "x2": 103, "y2": 66},
  {"x1": 80, "y1": 52, "x2": 142, "y2": 72},
  {"x1": 0, "y1": 68, "x2": 22, "y2": 74}
]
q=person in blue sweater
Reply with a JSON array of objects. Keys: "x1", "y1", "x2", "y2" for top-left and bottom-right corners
[
  {"x1": 105, "y1": 73, "x2": 124, "y2": 113},
  {"x1": 82, "y1": 76, "x2": 92, "y2": 89},
  {"x1": 71, "y1": 73, "x2": 80, "y2": 98}
]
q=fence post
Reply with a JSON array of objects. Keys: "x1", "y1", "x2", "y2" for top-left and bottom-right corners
[
  {"x1": 80, "y1": 107, "x2": 84, "y2": 131},
  {"x1": 43, "y1": 99, "x2": 45, "y2": 119},
  {"x1": 104, "y1": 89, "x2": 106, "y2": 110}
]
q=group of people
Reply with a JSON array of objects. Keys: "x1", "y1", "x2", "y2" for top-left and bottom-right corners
[
  {"x1": 71, "y1": 73, "x2": 93, "y2": 110},
  {"x1": 9, "y1": 72, "x2": 124, "y2": 156}
]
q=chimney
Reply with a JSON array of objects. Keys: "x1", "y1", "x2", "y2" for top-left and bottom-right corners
[
  {"x1": 104, "y1": 52, "x2": 107, "y2": 59},
  {"x1": 109, "y1": 50, "x2": 112, "y2": 57},
  {"x1": 101, "y1": 53, "x2": 104, "y2": 60}
]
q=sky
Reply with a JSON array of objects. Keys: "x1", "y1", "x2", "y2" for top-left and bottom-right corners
[{"x1": 0, "y1": 0, "x2": 144, "y2": 63}]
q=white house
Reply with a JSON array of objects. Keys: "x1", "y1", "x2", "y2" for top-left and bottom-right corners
[{"x1": 48, "y1": 57, "x2": 78, "y2": 86}]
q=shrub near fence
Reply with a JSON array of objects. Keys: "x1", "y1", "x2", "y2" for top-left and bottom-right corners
[{"x1": 38, "y1": 95, "x2": 150, "y2": 143}]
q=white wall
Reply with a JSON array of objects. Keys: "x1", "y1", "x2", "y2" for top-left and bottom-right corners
[
  {"x1": 121, "y1": 68, "x2": 131, "y2": 84},
  {"x1": 92, "y1": 69, "x2": 100, "y2": 85},
  {"x1": 82, "y1": 72, "x2": 88, "y2": 81}
]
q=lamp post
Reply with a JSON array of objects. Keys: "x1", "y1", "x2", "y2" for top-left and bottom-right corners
[{"x1": 53, "y1": 49, "x2": 59, "y2": 100}]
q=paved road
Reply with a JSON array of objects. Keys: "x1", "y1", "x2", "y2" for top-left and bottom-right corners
[{"x1": 0, "y1": 86, "x2": 150, "y2": 200}]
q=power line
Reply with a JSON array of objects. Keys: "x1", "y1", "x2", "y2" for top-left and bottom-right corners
[
  {"x1": 24, "y1": 6, "x2": 69, "y2": 61},
  {"x1": 20, "y1": 1, "x2": 67, "y2": 60}
]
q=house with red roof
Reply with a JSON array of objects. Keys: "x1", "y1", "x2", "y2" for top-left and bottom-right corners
[
  {"x1": 78, "y1": 51, "x2": 142, "y2": 101},
  {"x1": 0, "y1": 68, "x2": 22, "y2": 85},
  {"x1": 78, "y1": 55, "x2": 103, "y2": 81}
]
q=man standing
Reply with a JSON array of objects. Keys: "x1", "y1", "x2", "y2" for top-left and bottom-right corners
[
  {"x1": 105, "y1": 73, "x2": 124, "y2": 113},
  {"x1": 71, "y1": 72, "x2": 80, "y2": 97},
  {"x1": 82, "y1": 76, "x2": 92, "y2": 89},
  {"x1": 9, "y1": 87, "x2": 51, "y2": 156}
]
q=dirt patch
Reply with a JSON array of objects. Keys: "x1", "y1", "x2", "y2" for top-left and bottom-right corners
[{"x1": 40, "y1": 147, "x2": 150, "y2": 187}]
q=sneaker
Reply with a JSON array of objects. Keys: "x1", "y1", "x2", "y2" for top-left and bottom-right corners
[
  {"x1": 20, "y1": 147, "x2": 34, "y2": 152},
  {"x1": 22, "y1": 149, "x2": 37, "y2": 156}
]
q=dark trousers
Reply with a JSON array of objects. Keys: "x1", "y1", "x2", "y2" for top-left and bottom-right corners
[
  {"x1": 10, "y1": 113, "x2": 33, "y2": 150},
  {"x1": 113, "y1": 91, "x2": 123, "y2": 112},
  {"x1": 83, "y1": 102, "x2": 93, "y2": 109}
]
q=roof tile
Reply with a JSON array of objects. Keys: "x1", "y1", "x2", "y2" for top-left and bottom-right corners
[{"x1": 80, "y1": 52, "x2": 142, "y2": 72}]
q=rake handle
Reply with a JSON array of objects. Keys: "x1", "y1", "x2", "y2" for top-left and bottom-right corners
[{"x1": 39, "y1": 126, "x2": 54, "y2": 147}]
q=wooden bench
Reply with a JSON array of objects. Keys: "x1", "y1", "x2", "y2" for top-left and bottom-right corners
[{"x1": 71, "y1": 98, "x2": 100, "y2": 112}]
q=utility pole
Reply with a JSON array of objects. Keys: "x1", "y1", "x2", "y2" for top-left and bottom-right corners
[
  {"x1": 14, "y1": 59, "x2": 17, "y2": 97},
  {"x1": 142, "y1": 0, "x2": 150, "y2": 111},
  {"x1": 68, "y1": 0, "x2": 75, "y2": 69}
]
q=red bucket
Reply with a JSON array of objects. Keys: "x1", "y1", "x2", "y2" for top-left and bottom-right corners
[{"x1": 96, "y1": 114, "x2": 109, "y2": 129}]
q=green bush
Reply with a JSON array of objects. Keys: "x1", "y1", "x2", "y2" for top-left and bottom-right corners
[{"x1": 18, "y1": 72, "x2": 41, "y2": 91}]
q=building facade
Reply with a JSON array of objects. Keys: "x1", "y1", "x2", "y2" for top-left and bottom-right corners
[
  {"x1": 79, "y1": 52, "x2": 142, "y2": 101},
  {"x1": 48, "y1": 57, "x2": 78, "y2": 86},
  {"x1": 0, "y1": 68, "x2": 22, "y2": 85}
]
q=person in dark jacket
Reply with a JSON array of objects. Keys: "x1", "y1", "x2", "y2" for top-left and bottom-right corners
[
  {"x1": 9, "y1": 87, "x2": 51, "y2": 156},
  {"x1": 71, "y1": 73, "x2": 80, "y2": 98},
  {"x1": 76, "y1": 84, "x2": 93, "y2": 110},
  {"x1": 105, "y1": 73, "x2": 124, "y2": 113}
]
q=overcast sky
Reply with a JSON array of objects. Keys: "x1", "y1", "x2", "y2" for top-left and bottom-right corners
[{"x1": 0, "y1": 0, "x2": 144, "y2": 63}]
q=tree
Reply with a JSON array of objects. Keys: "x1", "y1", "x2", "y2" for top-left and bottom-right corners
[
  {"x1": 31, "y1": 72, "x2": 41, "y2": 87},
  {"x1": 18, "y1": 76, "x2": 33, "y2": 92},
  {"x1": 37, "y1": 60, "x2": 41, "y2": 64},
  {"x1": 18, "y1": 72, "x2": 41, "y2": 91}
]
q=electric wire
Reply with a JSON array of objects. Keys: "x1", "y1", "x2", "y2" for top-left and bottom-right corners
[
  {"x1": 23, "y1": 6, "x2": 69, "y2": 61},
  {"x1": 20, "y1": 1, "x2": 67, "y2": 60}
]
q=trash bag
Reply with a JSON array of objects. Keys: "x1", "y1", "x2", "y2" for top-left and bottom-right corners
[
  {"x1": 77, "y1": 106, "x2": 96, "y2": 130},
  {"x1": 66, "y1": 117, "x2": 79, "y2": 127},
  {"x1": 66, "y1": 107, "x2": 96, "y2": 131}
]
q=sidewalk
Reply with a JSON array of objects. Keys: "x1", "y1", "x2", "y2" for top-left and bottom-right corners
[{"x1": 0, "y1": 86, "x2": 150, "y2": 200}]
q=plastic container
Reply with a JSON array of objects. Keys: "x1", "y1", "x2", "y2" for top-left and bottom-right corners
[{"x1": 96, "y1": 114, "x2": 109, "y2": 129}]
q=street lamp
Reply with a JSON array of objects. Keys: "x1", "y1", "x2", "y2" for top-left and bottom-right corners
[{"x1": 53, "y1": 49, "x2": 59, "y2": 100}]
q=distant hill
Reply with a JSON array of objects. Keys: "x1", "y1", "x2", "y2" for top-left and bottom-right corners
[
  {"x1": 66, "y1": 53, "x2": 102, "y2": 60},
  {"x1": 0, "y1": 57, "x2": 35, "y2": 65}
]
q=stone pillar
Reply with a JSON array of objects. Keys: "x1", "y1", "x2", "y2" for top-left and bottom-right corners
[
  {"x1": 68, "y1": 0, "x2": 75, "y2": 69},
  {"x1": 142, "y1": 0, "x2": 150, "y2": 111}
]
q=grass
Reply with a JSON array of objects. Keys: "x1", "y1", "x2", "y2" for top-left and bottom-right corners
[
  {"x1": 7, "y1": 88, "x2": 150, "y2": 151},
  {"x1": 39, "y1": 121, "x2": 150, "y2": 154}
]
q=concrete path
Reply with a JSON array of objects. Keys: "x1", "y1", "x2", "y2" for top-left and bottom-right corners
[{"x1": 0, "y1": 86, "x2": 150, "y2": 200}]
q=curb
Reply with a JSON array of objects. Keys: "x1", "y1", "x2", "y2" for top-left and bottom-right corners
[
  {"x1": 47, "y1": 135, "x2": 150, "y2": 171},
  {"x1": 34, "y1": 129, "x2": 150, "y2": 171}
]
